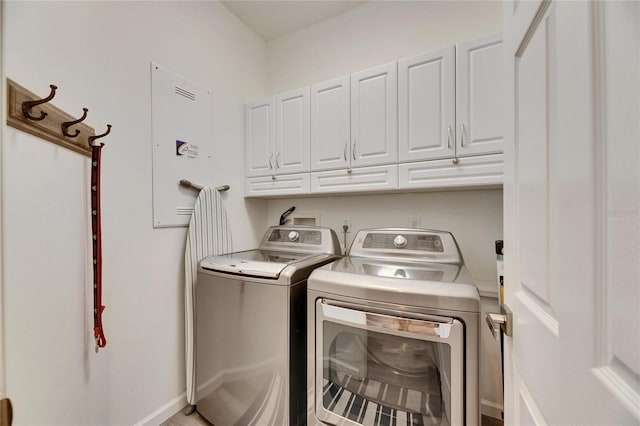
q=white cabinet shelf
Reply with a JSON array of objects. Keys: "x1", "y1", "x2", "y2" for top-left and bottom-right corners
[
  {"x1": 246, "y1": 88, "x2": 310, "y2": 179},
  {"x1": 244, "y1": 33, "x2": 504, "y2": 199},
  {"x1": 310, "y1": 76, "x2": 350, "y2": 172},
  {"x1": 310, "y1": 63, "x2": 398, "y2": 174},
  {"x1": 245, "y1": 97, "x2": 275, "y2": 178},
  {"x1": 275, "y1": 87, "x2": 310, "y2": 175},
  {"x1": 350, "y1": 62, "x2": 398, "y2": 168},
  {"x1": 245, "y1": 173, "x2": 310, "y2": 197},
  {"x1": 456, "y1": 33, "x2": 504, "y2": 157},
  {"x1": 311, "y1": 164, "x2": 398, "y2": 194},
  {"x1": 398, "y1": 46, "x2": 455, "y2": 162},
  {"x1": 398, "y1": 154, "x2": 503, "y2": 189},
  {"x1": 398, "y1": 34, "x2": 503, "y2": 163}
]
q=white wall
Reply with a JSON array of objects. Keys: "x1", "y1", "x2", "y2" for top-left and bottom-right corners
[
  {"x1": 266, "y1": 0, "x2": 503, "y2": 291},
  {"x1": 266, "y1": 0, "x2": 504, "y2": 416},
  {"x1": 267, "y1": 191, "x2": 502, "y2": 292},
  {"x1": 267, "y1": 0, "x2": 502, "y2": 93},
  {"x1": 1, "y1": 1, "x2": 267, "y2": 424}
]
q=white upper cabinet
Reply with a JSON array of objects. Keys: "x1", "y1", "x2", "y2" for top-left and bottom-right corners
[
  {"x1": 398, "y1": 36, "x2": 503, "y2": 163},
  {"x1": 246, "y1": 32, "x2": 504, "y2": 197},
  {"x1": 245, "y1": 97, "x2": 275, "y2": 177},
  {"x1": 398, "y1": 46, "x2": 455, "y2": 162},
  {"x1": 310, "y1": 76, "x2": 350, "y2": 171},
  {"x1": 456, "y1": 33, "x2": 504, "y2": 156},
  {"x1": 351, "y1": 62, "x2": 398, "y2": 167},
  {"x1": 276, "y1": 87, "x2": 310, "y2": 174},
  {"x1": 246, "y1": 89, "x2": 310, "y2": 178}
]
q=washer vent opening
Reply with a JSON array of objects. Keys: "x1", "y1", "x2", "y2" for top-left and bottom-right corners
[
  {"x1": 175, "y1": 86, "x2": 196, "y2": 101},
  {"x1": 176, "y1": 207, "x2": 194, "y2": 216}
]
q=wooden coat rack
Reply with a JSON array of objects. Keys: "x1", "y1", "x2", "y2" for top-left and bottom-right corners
[{"x1": 6, "y1": 78, "x2": 112, "y2": 157}]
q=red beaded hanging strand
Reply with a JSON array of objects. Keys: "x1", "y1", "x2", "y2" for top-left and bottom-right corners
[{"x1": 91, "y1": 141, "x2": 107, "y2": 352}]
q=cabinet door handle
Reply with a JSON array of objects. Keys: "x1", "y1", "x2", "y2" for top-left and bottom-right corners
[
  {"x1": 275, "y1": 152, "x2": 280, "y2": 169},
  {"x1": 343, "y1": 141, "x2": 347, "y2": 161},
  {"x1": 452, "y1": 128, "x2": 459, "y2": 165},
  {"x1": 268, "y1": 152, "x2": 273, "y2": 169},
  {"x1": 352, "y1": 141, "x2": 356, "y2": 161},
  {"x1": 460, "y1": 124, "x2": 465, "y2": 147},
  {"x1": 447, "y1": 126, "x2": 452, "y2": 149}
]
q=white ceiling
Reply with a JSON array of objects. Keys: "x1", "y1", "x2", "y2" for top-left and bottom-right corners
[{"x1": 222, "y1": 1, "x2": 369, "y2": 41}]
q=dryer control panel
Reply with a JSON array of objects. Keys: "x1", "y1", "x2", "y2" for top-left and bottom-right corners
[{"x1": 350, "y1": 228, "x2": 463, "y2": 264}]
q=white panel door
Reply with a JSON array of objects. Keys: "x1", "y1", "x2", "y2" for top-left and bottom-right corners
[
  {"x1": 398, "y1": 46, "x2": 455, "y2": 162},
  {"x1": 275, "y1": 87, "x2": 310, "y2": 175},
  {"x1": 503, "y1": 1, "x2": 640, "y2": 425},
  {"x1": 351, "y1": 62, "x2": 398, "y2": 167},
  {"x1": 456, "y1": 33, "x2": 503, "y2": 157},
  {"x1": 310, "y1": 76, "x2": 350, "y2": 171},
  {"x1": 245, "y1": 97, "x2": 275, "y2": 177}
]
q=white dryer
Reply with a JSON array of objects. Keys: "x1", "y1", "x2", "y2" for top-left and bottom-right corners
[{"x1": 307, "y1": 228, "x2": 480, "y2": 426}]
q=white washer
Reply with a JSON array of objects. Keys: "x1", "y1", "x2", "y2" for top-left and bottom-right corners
[
  {"x1": 196, "y1": 225, "x2": 340, "y2": 426},
  {"x1": 307, "y1": 228, "x2": 480, "y2": 426}
]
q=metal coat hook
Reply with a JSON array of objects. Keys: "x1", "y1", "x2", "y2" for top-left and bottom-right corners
[
  {"x1": 22, "y1": 84, "x2": 57, "y2": 121},
  {"x1": 88, "y1": 124, "x2": 112, "y2": 146},
  {"x1": 61, "y1": 107, "x2": 89, "y2": 138}
]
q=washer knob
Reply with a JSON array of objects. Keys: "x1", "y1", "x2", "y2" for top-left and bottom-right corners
[
  {"x1": 288, "y1": 231, "x2": 300, "y2": 242},
  {"x1": 393, "y1": 235, "x2": 408, "y2": 248}
]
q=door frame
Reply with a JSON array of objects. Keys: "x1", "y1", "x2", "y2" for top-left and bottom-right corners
[{"x1": 0, "y1": 0, "x2": 7, "y2": 402}]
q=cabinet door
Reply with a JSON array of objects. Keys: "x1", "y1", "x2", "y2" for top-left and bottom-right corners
[
  {"x1": 245, "y1": 97, "x2": 275, "y2": 177},
  {"x1": 245, "y1": 173, "x2": 310, "y2": 197},
  {"x1": 456, "y1": 33, "x2": 503, "y2": 156},
  {"x1": 275, "y1": 87, "x2": 310, "y2": 175},
  {"x1": 351, "y1": 62, "x2": 398, "y2": 167},
  {"x1": 398, "y1": 153, "x2": 503, "y2": 190},
  {"x1": 398, "y1": 46, "x2": 455, "y2": 162},
  {"x1": 310, "y1": 76, "x2": 351, "y2": 171},
  {"x1": 310, "y1": 165, "x2": 398, "y2": 194}
]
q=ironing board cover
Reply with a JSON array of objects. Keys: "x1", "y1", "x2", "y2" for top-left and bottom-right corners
[{"x1": 184, "y1": 187, "x2": 232, "y2": 405}]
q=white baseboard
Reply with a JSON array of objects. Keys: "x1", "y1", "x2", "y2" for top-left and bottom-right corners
[
  {"x1": 481, "y1": 398, "x2": 504, "y2": 419},
  {"x1": 134, "y1": 392, "x2": 188, "y2": 426}
]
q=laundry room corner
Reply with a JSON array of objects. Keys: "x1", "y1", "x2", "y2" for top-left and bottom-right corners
[
  {"x1": 261, "y1": 2, "x2": 505, "y2": 417},
  {"x1": 1, "y1": 1, "x2": 268, "y2": 424}
]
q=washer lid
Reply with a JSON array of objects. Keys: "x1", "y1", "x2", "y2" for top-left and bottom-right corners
[{"x1": 200, "y1": 249, "x2": 318, "y2": 279}]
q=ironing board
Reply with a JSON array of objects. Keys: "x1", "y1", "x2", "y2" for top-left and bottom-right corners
[{"x1": 184, "y1": 187, "x2": 232, "y2": 406}]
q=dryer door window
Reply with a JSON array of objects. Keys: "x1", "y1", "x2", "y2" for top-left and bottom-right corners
[{"x1": 315, "y1": 300, "x2": 465, "y2": 426}]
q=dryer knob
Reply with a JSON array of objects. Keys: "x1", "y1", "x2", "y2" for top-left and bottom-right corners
[
  {"x1": 288, "y1": 231, "x2": 300, "y2": 242},
  {"x1": 393, "y1": 235, "x2": 408, "y2": 248}
]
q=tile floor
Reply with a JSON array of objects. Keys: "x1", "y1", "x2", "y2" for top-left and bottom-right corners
[
  {"x1": 162, "y1": 407, "x2": 503, "y2": 426},
  {"x1": 161, "y1": 407, "x2": 210, "y2": 426}
]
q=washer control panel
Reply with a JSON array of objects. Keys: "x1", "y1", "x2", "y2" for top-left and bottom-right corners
[
  {"x1": 268, "y1": 228, "x2": 320, "y2": 244},
  {"x1": 260, "y1": 226, "x2": 341, "y2": 255},
  {"x1": 352, "y1": 228, "x2": 462, "y2": 264}
]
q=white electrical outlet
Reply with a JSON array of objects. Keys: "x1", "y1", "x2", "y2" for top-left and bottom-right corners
[
  {"x1": 341, "y1": 217, "x2": 351, "y2": 231},
  {"x1": 409, "y1": 217, "x2": 422, "y2": 228}
]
